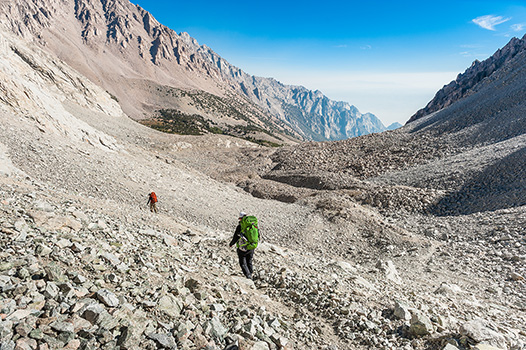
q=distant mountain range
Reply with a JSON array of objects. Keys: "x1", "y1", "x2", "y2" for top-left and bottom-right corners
[
  {"x1": 0, "y1": 0, "x2": 386, "y2": 143},
  {"x1": 387, "y1": 122, "x2": 402, "y2": 131}
]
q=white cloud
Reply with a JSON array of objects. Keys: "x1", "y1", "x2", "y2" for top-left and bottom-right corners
[
  {"x1": 472, "y1": 15, "x2": 511, "y2": 31},
  {"x1": 511, "y1": 23, "x2": 525, "y2": 32}
]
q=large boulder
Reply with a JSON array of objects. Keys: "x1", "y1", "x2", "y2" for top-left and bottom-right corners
[
  {"x1": 460, "y1": 319, "x2": 507, "y2": 350},
  {"x1": 393, "y1": 300, "x2": 412, "y2": 321},
  {"x1": 409, "y1": 311, "x2": 434, "y2": 337}
]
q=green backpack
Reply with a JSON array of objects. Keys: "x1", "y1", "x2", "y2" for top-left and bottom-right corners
[{"x1": 239, "y1": 215, "x2": 259, "y2": 250}]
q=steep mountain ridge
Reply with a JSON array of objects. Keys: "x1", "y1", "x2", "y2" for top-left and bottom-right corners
[
  {"x1": 0, "y1": 0, "x2": 385, "y2": 142},
  {"x1": 408, "y1": 33, "x2": 526, "y2": 124},
  {"x1": 0, "y1": 27, "x2": 123, "y2": 150},
  {"x1": 406, "y1": 35, "x2": 526, "y2": 148}
]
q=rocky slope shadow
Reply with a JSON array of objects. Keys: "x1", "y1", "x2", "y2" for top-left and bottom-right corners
[{"x1": 430, "y1": 146, "x2": 526, "y2": 215}]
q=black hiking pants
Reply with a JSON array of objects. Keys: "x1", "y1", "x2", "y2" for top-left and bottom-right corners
[{"x1": 237, "y1": 248, "x2": 254, "y2": 279}]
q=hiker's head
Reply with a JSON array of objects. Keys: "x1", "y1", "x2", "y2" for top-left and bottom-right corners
[{"x1": 239, "y1": 212, "x2": 247, "y2": 220}]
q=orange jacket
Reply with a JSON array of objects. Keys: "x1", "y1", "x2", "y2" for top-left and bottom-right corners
[{"x1": 148, "y1": 192, "x2": 158, "y2": 203}]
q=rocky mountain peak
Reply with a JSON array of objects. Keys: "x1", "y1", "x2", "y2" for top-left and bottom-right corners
[
  {"x1": 408, "y1": 33, "x2": 526, "y2": 123},
  {"x1": 0, "y1": 0, "x2": 55, "y2": 36}
]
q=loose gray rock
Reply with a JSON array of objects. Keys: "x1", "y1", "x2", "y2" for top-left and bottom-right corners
[
  {"x1": 147, "y1": 333, "x2": 177, "y2": 349},
  {"x1": 376, "y1": 260, "x2": 402, "y2": 284},
  {"x1": 472, "y1": 344, "x2": 506, "y2": 350},
  {"x1": 210, "y1": 304, "x2": 225, "y2": 312},
  {"x1": 56, "y1": 238, "x2": 73, "y2": 249},
  {"x1": 0, "y1": 320, "x2": 14, "y2": 342},
  {"x1": 50, "y1": 321, "x2": 74, "y2": 333},
  {"x1": 409, "y1": 311, "x2": 434, "y2": 337},
  {"x1": 510, "y1": 272, "x2": 524, "y2": 281},
  {"x1": 44, "y1": 264, "x2": 65, "y2": 282},
  {"x1": 460, "y1": 319, "x2": 507, "y2": 350},
  {"x1": 0, "y1": 340, "x2": 15, "y2": 350},
  {"x1": 435, "y1": 282, "x2": 462, "y2": 295},
  {"x1": 73, "y1": 274, "x2": 87, "y2": 284},
  {"x1": 157, "y1": 295, "x2": 182, "y2": 317},
  {"x1": 43, "y1": 281, "x2": 60, "y2": 299},
  {"x1": 33, "y1": 200, "x2": 54, "y2": 212},
  {"x1": 96, "y1": 289, "x2": 120, "y2": 307},
  {"x1": 82, "y1": 303, "x2": 106, "y2": 324},
  {"x1": 393, "y1": 300, "x2": 412, "y2": 321},
  {"x1": 70, "y1": 242, "x2": 86, "y2": 253},
  {"x1": 207, "y1": 317, "x2": 227, "y2": 340},
  {"x1": 100, "y1": 252, "x2": 121, "y2": 266},
  {"x1": 251, "y1": 341, "x2": 270, "y2": 350},
  {"x1": 35, "y1": 244, "x2": 52, "y2": 256}
]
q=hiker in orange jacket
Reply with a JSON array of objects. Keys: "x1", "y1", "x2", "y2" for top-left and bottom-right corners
[{"x1": 147, "y1": 192, "x2": 158, "y2": 213}]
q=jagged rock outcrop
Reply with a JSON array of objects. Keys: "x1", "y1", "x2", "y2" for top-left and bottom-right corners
[
  {"x1": 408, "y1": 34, "x2": 526, "y2": 123},
  {"x1": 0, "y1": 0, "x2": 385, "y2": 141}
]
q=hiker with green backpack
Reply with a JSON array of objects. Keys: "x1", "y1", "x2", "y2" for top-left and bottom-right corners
[{"x1": 229, "y1": 212, "x2": 260, "y2": 280}]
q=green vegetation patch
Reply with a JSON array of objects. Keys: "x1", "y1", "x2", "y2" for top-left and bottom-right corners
[
  {"x1": 140, "y1": 109, "x2": 222, "y2": 135},
  {"x1": 141, "y1": 108, "x2": 282, "y2": 147}
]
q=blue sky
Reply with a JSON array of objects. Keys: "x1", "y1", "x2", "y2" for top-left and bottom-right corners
[{"x1": 132, "y1": 0, "x2": 526, "y2": 126}]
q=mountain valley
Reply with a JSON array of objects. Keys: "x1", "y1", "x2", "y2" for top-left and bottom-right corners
[{"x1": 0, "y1": 2, "x2": 525, "y2": 350}]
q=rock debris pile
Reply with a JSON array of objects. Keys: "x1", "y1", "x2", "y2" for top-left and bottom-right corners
[
  {"x1": 0, "y1": 180, "x2": 298, "y2": 350},
  {"x1": 1, "y1": 173, "x2": 524, "y2": 350}
]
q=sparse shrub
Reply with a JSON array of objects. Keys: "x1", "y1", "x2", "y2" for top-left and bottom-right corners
[{"x1": 107, "y1": 91, "x2": 119, "y2": 102}]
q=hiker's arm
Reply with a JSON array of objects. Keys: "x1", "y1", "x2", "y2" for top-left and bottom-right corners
[{"x1": 229, "y1": 225, "x2": 241, "y2": 247}]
